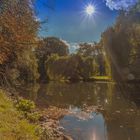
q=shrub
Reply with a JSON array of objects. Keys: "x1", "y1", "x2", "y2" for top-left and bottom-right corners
[
  {"x1": 16, "y1": 98, "x2": 35, "y2": 112},
  {"x1": 26, "y1": 112, "x2": 41, "y2": 123}
]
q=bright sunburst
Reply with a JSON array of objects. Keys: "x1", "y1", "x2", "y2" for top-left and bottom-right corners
[
  {"x1": 86, "y1": 4, "x2": 95, "y2": 16},
  {"x1": 80, "y1": 2, "x2": 99, "y2": 24}
]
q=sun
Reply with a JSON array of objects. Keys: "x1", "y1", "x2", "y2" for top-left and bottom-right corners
[
  {"x1": 86, "y1": 4, "x2": 95, "y2": 16},
  {"x1": 81, "y1": 2, "x2": 98, "y2": 23}
]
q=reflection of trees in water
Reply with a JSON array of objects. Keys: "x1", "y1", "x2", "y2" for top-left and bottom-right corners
[
  {"x1": 37, "y1": 82, "x2": 113, "y2": 108},
  {"x1": 114, "y1": 83, "x2": 140, "y2": 107},
  {"x1": 125, "y1": 84, "x2": 140, "y2": 106},
  {"x1": 105, "y1": 110, "x2": 140, "y2": 140},
  {"x1": 102, "y1": 84, "x2": 140, "y2": 140},
  {"x1": 19, "y1": 83, "x2": 40, "y2": 102}
]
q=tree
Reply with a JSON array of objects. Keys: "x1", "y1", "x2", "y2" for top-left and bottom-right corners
[
  {"x1": 0, "y1": 0, "x2": 39, "y2": 86},
  {"x1": 45, "y1": 54, "x2": 96, "y2": 81},
  {"x1": 102, "y1": 5, "x2": 140, "y2": 81},
  {"x1": 45, "y1": 54, "x2": 81, "y2": 81},
  {"x1": 77, "y1": 43, "x2": 96, "y2": 57},
  {"x1": 0, "y1": 0, "x2": 38, "y2": 63},
  {"x1": 78, "y1": 56, "x2": 95, "y2": 80},
  {"x1": 77, "y1": 42, "x2": 106, "y2": 76},
  {"x1": 37, "y1": 37, "x2": 69, "y2": 56},
  {"x1": 36, "y1": 37, "x2": 69, "y2": 82}
]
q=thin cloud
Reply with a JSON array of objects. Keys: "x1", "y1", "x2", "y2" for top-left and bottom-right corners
[{"x1": 105, "y1": 0, "x2": 138, "y2": 10}]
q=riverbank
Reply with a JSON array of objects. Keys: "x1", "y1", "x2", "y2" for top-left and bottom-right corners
[
  {"x1": 0, "y1": 88, "x2": 72, "y2": 140},
  {"x1": 0, "y1": 89, "x2": 39, "y2": 140}
]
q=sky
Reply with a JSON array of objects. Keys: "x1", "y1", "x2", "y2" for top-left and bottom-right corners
[{"x1": 35, "y1": 0, "x2": 137, "y2": 43}]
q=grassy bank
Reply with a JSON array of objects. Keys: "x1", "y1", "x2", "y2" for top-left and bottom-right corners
[
  {"x1": 0, "y1": 89, "x2": 39, "y2": 140},
  {"x1": 91, "y1": 76, "x2": 111, "y2": 81}
]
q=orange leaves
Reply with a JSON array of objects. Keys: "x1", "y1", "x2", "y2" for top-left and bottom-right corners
[
  {"x1": 0, "y1": 0, "x2": 38, "y2": 64},
  {"x1": 0, "y1": 52, "x2": 9, "y2": 64}
]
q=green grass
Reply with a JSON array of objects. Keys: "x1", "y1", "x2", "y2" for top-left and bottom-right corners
[
  {"x1": 0, "y1": 89, "x2": 39, "y2": 140},
  {"x1": 91, "y1": 76, "x2": 111, "y2": 81}
]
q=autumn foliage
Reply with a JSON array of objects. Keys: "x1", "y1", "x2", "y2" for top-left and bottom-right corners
[{"x1": 0, "y1": 0, "x2": 38, "y2": 64}]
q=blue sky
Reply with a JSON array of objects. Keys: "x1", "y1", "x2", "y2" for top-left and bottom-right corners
[{"x1": 35, "y1": 0, "x2": 137, "y2": 43}]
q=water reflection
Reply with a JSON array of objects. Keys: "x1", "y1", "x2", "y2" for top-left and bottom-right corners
[
  {"x1": 19, "y1": 82, "x2": 140, "y2": 140},
  {"x1": 37, "y1": 82, "x2": 115, "y2": 108},
  {"x1": 61, "y1": 113, "x2": 107, "y2": 140}
]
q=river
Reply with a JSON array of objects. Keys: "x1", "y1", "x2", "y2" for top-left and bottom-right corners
[{"x1": 19, "y1": 82, "x2": 140, "y2": 140}]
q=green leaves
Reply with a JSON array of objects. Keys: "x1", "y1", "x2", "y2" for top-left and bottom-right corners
[{"x1": 16, "y1": 98, "x2": 35, "y2": 112}]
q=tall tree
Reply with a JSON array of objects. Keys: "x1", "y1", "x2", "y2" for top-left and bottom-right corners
[
  {"x1": 102, "y1": 4, "x2": 140, "y2": 81},
  {"x1": 0, "y1": 0, "x2": 38, "y2": 64},
  {"x1": 0, "y1": 0, "x2": 39, "y2": 85},
  {"x1": 77, "y1": 42, "x2": 106, "y2": 76},
  {"x1": 36, "y1": 37, "x2": 69, "y2": 82}
]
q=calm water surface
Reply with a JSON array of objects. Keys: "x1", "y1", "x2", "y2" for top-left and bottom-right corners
[{"x1": 20, "y1": 82, "x2": 140, "y2": 140}]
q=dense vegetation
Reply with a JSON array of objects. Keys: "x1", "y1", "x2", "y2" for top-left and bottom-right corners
[
  {"x1": 0, "y1": 0, "x2": 39, "y2": 87},
  {"x1": 37, "y1": 40, "x2": 107, "y2": 81},
  {"x1": 46, "y1": 54, "x2": 94, "y2": 81},
  {"x1": 101, "y1": 2, "x2": 140, "y2": 81}
]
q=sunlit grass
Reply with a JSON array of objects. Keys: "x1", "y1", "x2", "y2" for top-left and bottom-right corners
[
  {"x1": 0, "y1": 90, "x2": 39, "y2": 140},
  {"x1": 91, "y1": 76, "x2": 111, "y2": 81}
]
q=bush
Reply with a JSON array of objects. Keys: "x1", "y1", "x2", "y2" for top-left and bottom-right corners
[
  {"x1": 16, "y1": 98, "x2": 35, "y2": 112},
  {"x1": 26, "y1": 112, "x2": 41, "y2": 123},
  {"x1": 15, "y1": 98, "x2": 42, "y2": 123}
]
